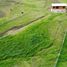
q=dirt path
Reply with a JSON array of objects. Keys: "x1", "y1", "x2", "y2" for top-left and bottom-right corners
[{"x1": 0, "y1": 15, "x2": 48, "y2": 36}]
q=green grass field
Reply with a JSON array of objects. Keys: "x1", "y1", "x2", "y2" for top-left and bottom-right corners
[
  {"x1": 0, "y1": 0, "x2": 67, "y2": 67},
  {"x1": 0, "y1": 0, "x2": 50, "y2": 33}
]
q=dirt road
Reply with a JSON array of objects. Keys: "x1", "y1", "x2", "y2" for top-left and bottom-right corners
[{"x1": 0, "y1": 15, "x2": 47, "y2": 36}]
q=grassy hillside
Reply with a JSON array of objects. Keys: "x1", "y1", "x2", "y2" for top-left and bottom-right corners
[
  {"x1": 0, "y1": 0, "x2": 67, "y2": 67},
  {"x1": 0, "y1": 0, "x2": 50, "y2": 33}
]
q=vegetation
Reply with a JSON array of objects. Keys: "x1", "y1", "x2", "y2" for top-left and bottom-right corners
[
  {"x1": 0, "y1": 0, "x2": 67, "y2": 67},
  {"x1": 0, "y1": 0, "x2": 50, "y2": 33}
]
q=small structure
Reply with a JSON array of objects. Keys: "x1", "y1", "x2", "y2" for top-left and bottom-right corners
[{"x1": 51, "y1": 3, "x2": 67, "y2": 13}]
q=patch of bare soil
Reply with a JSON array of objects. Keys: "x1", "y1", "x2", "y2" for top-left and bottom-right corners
[{"x1": 0, "y1": 11, "x2": 5, "y2": 18}]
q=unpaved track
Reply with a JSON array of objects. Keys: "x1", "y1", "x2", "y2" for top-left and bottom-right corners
[{"x1": 0, "y1": 15, "x2": 47, "y2": 36}]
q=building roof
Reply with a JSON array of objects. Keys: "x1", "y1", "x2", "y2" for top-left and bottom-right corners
[{"x1": 52, "y1": 3, "x2": 67, "y2": 6}]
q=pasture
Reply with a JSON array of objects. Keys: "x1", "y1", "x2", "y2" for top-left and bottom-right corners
[{"x1": 0, "y1": 0, "x2": 67, "y2": 67}]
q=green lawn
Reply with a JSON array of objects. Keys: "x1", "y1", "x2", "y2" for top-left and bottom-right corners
[
  {"x1": 0, "y1": 0, "x2": 67, "y2": 67},
  {"x1": 56, "y1": 34, "x2": 67, "y2": 67},
  {"x1": 0, "y1": 13, "x2": 67, "y2": 67}
]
